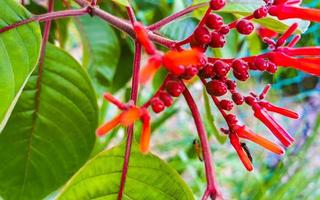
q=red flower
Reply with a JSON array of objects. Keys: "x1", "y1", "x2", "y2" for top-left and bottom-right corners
[
  {"x1": 96, "y1": 93, "x2": 151, "y2": 153},
  {"x1": 133, "y1": 22, "x2": 156, "y2": 55},
  {"x1": 257, "y1": 27, "x2": 278, "y2": 39},
  {"x1": 269, "y1": 5, "x2": 320, "y2": 22}
]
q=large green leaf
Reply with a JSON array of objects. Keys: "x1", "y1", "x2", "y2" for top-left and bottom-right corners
[
  {"x1": 0, "y1": 0, "x2": 42, "y2": 132},
  {"x1": 0, "y1": 44, "x2": 98, "y2": 200},
  {"x1": 193, "y1": 0, "x2": 310, "y2": 33},
  {"x1": 56, "y1": 143, "x2": 195, "y2": 200},
  {"x1": 76, "y1": 15, "x2": 120, "y2": 95}
]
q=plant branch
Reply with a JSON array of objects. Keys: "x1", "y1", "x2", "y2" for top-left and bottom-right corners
[
  {"x1": 0, "y1": 8, "x2": 89, "y2": 34},
  {"x1": 148, "y1": 2, "x2": 208, "y2": 31},
  {"x1": 182, "y1": 86, "x2": 222, "y2": 200},
  {"x1": 117, "y1": 41, "x2": 142, "y2": 200}
]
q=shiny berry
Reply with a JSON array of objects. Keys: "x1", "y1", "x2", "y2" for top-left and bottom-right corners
[
  {"x1": 220, "y1": 100, "x2": 234, "y2": 111},
  {"x1": 159, "y1": 92, "x2": 174, "y2": 107},
  {"x1": 219, "y1": 25, "x2": 230, "y2": 35},
  {"x1": 232, "y1": 92, "x2": 244, "y2": 105},
  {"x1": 190, "y1": 38, "x2": 207, "y2": 53},
  {"x1": 194, "y1": 27, "x2": 211, "y2": 44},
  {"x1": 206, "y1": 14, "x2": 223, "y2": 30},
  {"x1": 226, "y1": 114, "x2": 238, "y2": 125},
  {"x1": 254, "y1": 6, "x2": 268, "y2": 19},
  {"x1": 232, "y1": 59, "x2": 248, "y2": 72},
  {"x1": 214, "y1": 60, "x2": 230, "y2": 77},
  {"x1": 226, "y1": 80, "x2": 237, "y2": 90},
  {"x1": 209, "y1": 32, "x2": 226, "y2": 48},
  {"x1": 206, "y1": 80, "x2": 228, "y2": 96},
  {"x1": 170, "y1": 65, "x2": 185, "y2": 75},
  {"x1": 199, "y1": 63, "x2": 215, "y2": 78},
  {"x1": 267, "y1": 62, "x2": 278, "y2": 73},
  {"x1": 248, "y1": 62, "x2": 258, "y2": 70},
  {"x1": 182, "y1": 66, "x2": 199, "y2": 80},
  {"x1": 166, "y1": 80, "x2": 184, "y2": 97},
  {"x1": 233, "y1": 70, "x2": 250, "y2": 81},
  {"x1": 151, "y1": 98, "x2": 165, "y2": 113},
  {"x1": 236, "y1": 19, "x2": 254, "y2": 35},
  {"x1": 254, "y1": 57, "x2": 269, "y2": 71},
  {"x1": 210, "y1": 0, "x2": 226, "y2": 10}
]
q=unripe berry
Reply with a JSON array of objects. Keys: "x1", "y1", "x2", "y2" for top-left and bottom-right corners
[
  {"x1": 226, "y1": 114, "x2": 238, "y2": 125},
  {"x1": 232, "y1": 92, "x2": 244, "y2": 105},
  {"x1": 206, "y1": 14, "x2": 224, "y2": 30},
  {"x1": 166, "y1": 80, "x2": 184, "y2": 97},
  {"x1": 206, "y1": 80, "x2": 228, "y2": 96},
  {"x1": 182, "y1": 66, "x2": 199, "y2": 80},
  {"x1": 151, "y1": 98, "x2": 165, "y2": 113},
  {"x1": 254, "y1": 57, "x2": 269, "y2": 71},
  {"x1": 236, "y1": 19, "x2": 254, "y2": 35},
  {"x1": 159, "y1": 91, "x2": 174, "y2": 107},
  {"x1": 209, "y1": 32, "x2": 226, "y2": 48},
  {"x1": 226, "y1": 80, "x2": 237, "y2": 90},
  {"x1": 254, "y1": 6, "x2": 268, "y2": 19},
  {"x1": 220, "y1": 99, "x2": 234, "y2": 111},
  {"x1": 210, "y1": 0, "x2": 226, "y2": 10},
  {"x1": 199, "y1": 63, "x2": 215, "y2": 78},
  {"x1": 214, "y1": 60, "x2": 230, "y2": 77},
  {"x1": 267, "y1": 62, "x2": 277, "y2": 74},
  {"x1": 194, "y1": 27, "x2": 211, "y2": 44}
]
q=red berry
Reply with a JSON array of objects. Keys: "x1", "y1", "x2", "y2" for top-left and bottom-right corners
[
  {"x1": 190, "y1": 38, "x2": 207, "y2": 53},
  {"x1": 233, "y1": 70, "x2": 249, "y2": 81},
  {"x1": 151, "y1": 98, "x2": 165, "y2": 113},
  {"x1": 232, "y1": 92, "x2": 244, "y2": 105},
  {"x1": 209, "y1": 32, "x2": 226, "y2": 48},
  {"x1": 226, "y1": 80, "x2": 237, "y2": 90},
  {"x1": 194, "y1": 27, "x2": 211, "y2": 44},
  {"x1": 232, "y1": 59, "x2": 248, "y2": 72},
  {"x1": 166, "y1": 80, "x2": 184, "y2": 97},
  {"x1": 244, "y1": 96, "x2": 255, "y2": 105},
  {"x1": 248, "y1": 62, "x2": 258, "y2": 70},
  {"x1": 182, "y1": 66, "x2": 199, "y2": 80},
  {"x1": 267, "y1": 62, "x2": 278, "y2": 73},
  {"x1": 220, "y1": 100, "x2": 234, "y2": 111},
  {"x1": 254, "y1": 6, "x2": 268, "y2": 19},
  {"x1": 159, "y1": 91, "x2": 174, "y2": 107},
  {"x1": 206, "y1": 14, "x2": 224, "y2": 30},
  {"x1": 206, "y1": 80, "x2": 228, "y2": 96},
  {"x1": 226, "y1": 114, "x2": 238, "y2": 125},
  {"x1": 236, "y1": 19, "x2": 254, "y2": 35},
  {"x1": 219, "y1": 25, "x2": 230, "y2": 35},
  {"x1": 170, "y1": 65, "x2": 185, "y2": 75},
  {"x1": 210, "y1": 0, "x2": 226, "y2": 10},
  {"x1": 214, "y1": 60, "x2": 230, "y2": 77},
  {"x1": 254, "y1": 57, "x2": 269, "y2": 71},
  {"x1": 199, "y1": 63, "x2": 215, "y2": 78}
]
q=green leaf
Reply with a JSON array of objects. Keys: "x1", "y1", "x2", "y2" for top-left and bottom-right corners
[
  {"x1": 202, "y1": 89, "x2": 227, "y2": 144},
  {"x1": 0, "y1": 0, "x2": 42, "y2": 132},
  {"x1": 76, "y1": 15, "x2": 121, "y2": 95},
  {"x1": 0, "y1": 44, "x2": 98, "y2": 200},
  {"x1": 111, "y1": 0, "x2": 130, "y2": 7},
  {"x1": 193, "y1": 0, "x2": 310, "y2": 33},
  {"x1": 57, "y1": 143, "x2": 195, "y2": 200},
  {"x1": 160, "y1": 17, "x2": 198, "y2": 41}
]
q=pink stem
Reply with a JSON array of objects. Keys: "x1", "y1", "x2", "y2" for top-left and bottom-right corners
[
  {"x1": 182, "y1": 86, "x2": 222, "y2": 200},
  {"x1": 117, "y1": 41, "x2": 142, "y2": 200},
  {"x1": 0, "y1": 8, "x2": 89, "y2": 34},
  {"x1": 148, "y1": 2, "x2": 208, "y2": 31}
]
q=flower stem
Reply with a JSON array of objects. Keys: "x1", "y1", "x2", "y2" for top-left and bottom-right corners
[
  {"x1": 148, "y1": 2, "x2": 208, "y2": 31},
  {"x1": 0, "y1": 8, "x2": 89, "y2": 34},
  {"x1": 117, "y1": 41, "x2": 142, "y2": 200},
  {"x1": 182, "y1": 86, "x2": 222, "y2": 200}
]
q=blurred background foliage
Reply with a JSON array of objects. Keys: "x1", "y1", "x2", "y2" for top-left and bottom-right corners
[{"x1": 27, "y1": 0, "x2": 320, "y2": 199}]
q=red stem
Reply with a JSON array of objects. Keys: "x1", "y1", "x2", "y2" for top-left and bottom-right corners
[
  {"x1": 148, "y1": 2, "x2": 208, "y2": 31},
  {"x1": 117, "y1": 41, "x2": 142, "y2": 200},
  {"x1": 182, "y1": 86, "x2": 222, "y2": 200},
  {"x1": 0, "y1": 8, "x2": 89, "y2": 34}
]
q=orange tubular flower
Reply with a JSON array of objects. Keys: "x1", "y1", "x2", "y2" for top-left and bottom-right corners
[
  {"x1": 235, "y1": 126, "x2": 285, "y2": 155},
  {"x1": 139, "y1": 54, "x2": 163, "y2": 84},
  {"x1": 140, "y1": 110, "x2": 151, "y2": 153},
  {"x1": 229, "y1": 132, "x2": 254, "y2": 171},
  {"x1": 133, "y1": 22, "x2": 156, "y2": 55},
  {"x1": 162, "y1": 49, "x2": 206, "y2": 73}
]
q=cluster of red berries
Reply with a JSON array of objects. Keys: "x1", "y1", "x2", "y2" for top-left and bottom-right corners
[{"x1": 150, "y1": 78, "x2": 184, "y2": 113}]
